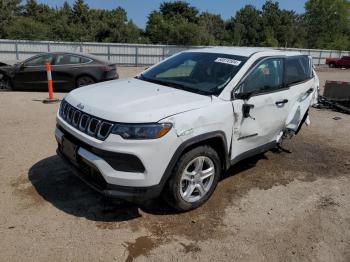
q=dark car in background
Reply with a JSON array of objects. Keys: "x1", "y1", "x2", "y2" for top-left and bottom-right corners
[{"x1": 0, "y1": 52, "x2": 119, "y2": 91}]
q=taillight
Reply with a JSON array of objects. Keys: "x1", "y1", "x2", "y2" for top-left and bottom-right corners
[
  {"x1": 103, "y1": 66, "x2": 112, "y2": 72},
  {"x1": 103, "y1": 65, "x2": 116, "y2": 72}
]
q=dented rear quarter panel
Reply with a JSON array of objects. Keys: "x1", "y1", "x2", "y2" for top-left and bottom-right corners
[{"x1": 285, "y1": 74, "x2": 319, "y2": 131}]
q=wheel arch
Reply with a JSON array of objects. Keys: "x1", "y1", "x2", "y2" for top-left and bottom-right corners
[
  {"x1": 0, "y1": 70, "x2": 14, "y2": 89},
  {"x1": 75, "y1": 74, "x2": 97, "y2": 88},
  {"x1": 159, "y1": 131, "x2": 230, "y2": 190}
]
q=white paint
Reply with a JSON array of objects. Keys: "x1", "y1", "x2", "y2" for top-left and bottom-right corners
[
  {"x1": 58, "y1": 47, "x2": 318, "y2": 190},
  {"x1": 65, "y1": 78, "x2": 211, "y2": 123}
]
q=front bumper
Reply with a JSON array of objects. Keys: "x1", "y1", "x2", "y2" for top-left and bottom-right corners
[
  {"x1": 57, "y1": 148, "x2": 162, "y2": 202},
  {"x1": 55, "y1": 113, "x2": 181, "y2": 201}
]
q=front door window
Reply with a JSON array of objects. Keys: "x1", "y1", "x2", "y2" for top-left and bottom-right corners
[{"x1": 240, "y1": 58, "x2": 284, "y2": 94}]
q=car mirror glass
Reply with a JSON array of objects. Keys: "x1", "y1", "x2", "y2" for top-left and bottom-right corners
[
  {"x1": 232, "y1": 82, "x2": 254, "y2": 100},
  {"x1": 235, "y1": 92, "x2": 253, "y2": 100}
]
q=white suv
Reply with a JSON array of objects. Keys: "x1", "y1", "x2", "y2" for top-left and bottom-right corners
[{"x1": 55, "y1": 48, "x2": 319, "y2": 211}]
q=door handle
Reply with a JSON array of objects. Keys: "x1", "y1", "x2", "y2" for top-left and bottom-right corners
[
  {"x1": 275, "y1": 99, "x2": 288, "y2": 106},
  {"x1": 306, "y1": 88, "x2": 314, "y2": 94}
]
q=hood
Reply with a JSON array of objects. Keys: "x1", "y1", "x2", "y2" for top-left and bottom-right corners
[
  {"x1": 65, "y1": 78, "x2": 212, "y2": 123},
  {"x1": 0, "y1": 60, "x2": 20, "y2": 67}
]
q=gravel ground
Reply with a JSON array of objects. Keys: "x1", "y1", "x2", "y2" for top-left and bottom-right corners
[{"x1": 0, "y1": 67, "x2": 349, "y2": 262}]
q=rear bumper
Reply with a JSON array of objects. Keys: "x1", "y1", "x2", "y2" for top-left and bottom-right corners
[
  {"x1": 102, "y1": 70, "x2": 119, "y2": 81},
  {"x1": 57, "y1": 148, "x2": 163, "y2": 202}
]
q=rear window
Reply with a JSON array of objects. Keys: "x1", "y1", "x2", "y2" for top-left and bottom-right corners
[
  {"x1": 285, "y1": 56, "x2": 312, "y2": 86},
  {"x1": 55, "y1": 55, "x2": 92, "y2": 65}
]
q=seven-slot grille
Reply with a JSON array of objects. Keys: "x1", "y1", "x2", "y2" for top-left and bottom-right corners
[{"x1": 59, "y1": 100, "x2": 114, "y2": 140}]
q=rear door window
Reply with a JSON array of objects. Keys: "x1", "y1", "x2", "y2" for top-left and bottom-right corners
[
  {"x1": 55, "y1": 55, "x2": 91, "y2": 65},
  {"x1": 285, "y1": 56, "x2": 312, "y2": 86}
]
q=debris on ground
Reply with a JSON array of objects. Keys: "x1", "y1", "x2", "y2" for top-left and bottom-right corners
[{"x1": 316, "y1": 80, "x2": 350, "y2": 114}]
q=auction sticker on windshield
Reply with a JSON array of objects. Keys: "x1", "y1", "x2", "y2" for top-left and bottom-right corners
[{"x1": 215, "y1": 57, "x2": 242, "y2": 66}]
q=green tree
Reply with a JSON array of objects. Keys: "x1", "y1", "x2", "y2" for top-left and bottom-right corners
[
  {"x1": 230, "y1": 5, "x2": 263, "y2": 46},
  {"x1": 198, "y1": 12, "x2": 226, "y2": 45},
  {"x1": 51, "y1": 1, "x2": 74, "y2": 41},
  {"x1": 261, "y1": 1, "x2": 280, "y2": 46},
  {"x1": 5, "y1": 16, "x2": 49, "y2": 40},
  {"x1": 160, "y1": 1, "x2": 198, "y2": 22},
  {"x1": 1, "y1": 0, "x2": 349, "y2": 49},
  {"x1": 145, "y1": 2, "x2": 203, "y2": 45},
  {"x1": 0, "y1": 0, "x2": 22, "y2": 38},
  {"x1": 304, "y1": 0, "x2": 350, "y2": 49},
  {"x1": 69, "y1": 0, "x2": 91, "y2": 41}
]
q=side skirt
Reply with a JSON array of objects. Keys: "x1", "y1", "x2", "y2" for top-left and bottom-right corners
[{"x1": 230, "y1": 141, "x2": 277, "y2": 166}]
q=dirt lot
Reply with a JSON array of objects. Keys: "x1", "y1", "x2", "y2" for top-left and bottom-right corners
[{"x1": 0, "y1": 67, "x2": 350, "y2": 262}]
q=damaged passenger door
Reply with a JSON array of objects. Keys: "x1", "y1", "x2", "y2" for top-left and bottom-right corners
[
  {"x1": 230, "y1": 57, "x2": 290, "y2": 161},
  {"x1": 284, "y1": 55, "x2": 316, "y2": 133}
]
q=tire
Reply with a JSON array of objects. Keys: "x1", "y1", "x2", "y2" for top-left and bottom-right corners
[
  {"x1": 329, "y1": 63, "x2": 335, "y2": 68},
  {"x1": 0, "y1": 74, "x2": 12, "y2": 91},
  {"x1": 165, "y1": 145, "x2": 221, "y2": 211},
  {"x1": 76, "y1": 75, "x2": 95, "y2": 88}
]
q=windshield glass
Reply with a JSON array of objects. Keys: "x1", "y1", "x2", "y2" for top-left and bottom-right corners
[{"x1": 138, "y1": 52, "x2": 248, "y2": 96}]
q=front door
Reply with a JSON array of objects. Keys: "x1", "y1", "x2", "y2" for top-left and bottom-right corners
[
  {"x1": 231, "y1": 57, "x2": 290, "y2": 161},
  {"x1": 13, "y1": 54, "x2": 54, "y2": 90}
]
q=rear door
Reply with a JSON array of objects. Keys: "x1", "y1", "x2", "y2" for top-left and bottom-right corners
[
  {"x1": 52, "y1": 54, "x2": 93, "y2": 90},
  {"x1": 231, "y1": 57, "x2": 290, "y2": 160},
  {"x1": 284, "y1": 55, "x2": 316, "y2": 132},
  {"x1": 13, "y1": 54, "x2": 54, "y2": 90}
]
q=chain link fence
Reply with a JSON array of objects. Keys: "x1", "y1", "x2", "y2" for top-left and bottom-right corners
[{"x1": 0, "y1": 39, "x2": 349, "y2": 66}]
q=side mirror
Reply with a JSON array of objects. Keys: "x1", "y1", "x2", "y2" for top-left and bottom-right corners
[
  {"x1": 232, "y1": 81, "x2": 254, "y2": 100},
  {"x1": 14, "y1": 63, "x2": 24, "y2": 72},
  {"x1": 242, "y1": 103, "x2": 255, "y2": 119},
  {"x1": 232, "y1": 91, "x2": 254, "y2": 100}
]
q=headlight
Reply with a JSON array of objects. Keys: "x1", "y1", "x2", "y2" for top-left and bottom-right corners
[{"x1": 111, "y1": 123, "x2": 172, "y2": 139}]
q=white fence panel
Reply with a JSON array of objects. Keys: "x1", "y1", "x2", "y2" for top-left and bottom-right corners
[{"x1": 0, "y1": 39, "x2": 349, "y2": 66}]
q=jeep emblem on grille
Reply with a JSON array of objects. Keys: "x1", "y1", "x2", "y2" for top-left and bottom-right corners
[{"x1": 77, "y1": 103, "x2": 84, "y2": 110}]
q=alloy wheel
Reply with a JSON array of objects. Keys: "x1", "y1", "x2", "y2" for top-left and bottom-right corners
[
  {"x1": 179, "y1": 156, "x2": 215, "y2": 203},
  {"x1": 0, "y1": 74, "x2": 12, "y2": 91},
  {"x1": 77, "y1": 76, "x2": 95, "y2": 87}
]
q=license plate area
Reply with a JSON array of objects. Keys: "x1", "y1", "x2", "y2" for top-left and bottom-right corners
[{"x1": 62, "y1": 136, "x2": 78, "y2": 162}]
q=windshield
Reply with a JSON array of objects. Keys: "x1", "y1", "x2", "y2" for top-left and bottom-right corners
[{"x1": 138, "y1": 52, "x2": 248, "y2": 96}]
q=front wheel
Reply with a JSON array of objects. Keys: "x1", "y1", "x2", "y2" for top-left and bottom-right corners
[
  {"x1": 165, "y1": 146, "x2": 221, "y2": 211},
  {"x1": 0, "y1": 74, "x2": 12, "y2": 91}
]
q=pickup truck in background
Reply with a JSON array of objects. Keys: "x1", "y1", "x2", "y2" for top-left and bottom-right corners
[{"x1": 326, "y1": 56, "x2": 350, "y2": 68}]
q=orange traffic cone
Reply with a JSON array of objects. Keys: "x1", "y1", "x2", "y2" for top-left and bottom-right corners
[{"x1": 43, "y1": 62, "x2": 60, "y2": 104}]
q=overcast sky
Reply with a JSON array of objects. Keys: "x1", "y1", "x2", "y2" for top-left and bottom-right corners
[{"x1": 38, "y1": 0, "x2": 308, "y2": 28}]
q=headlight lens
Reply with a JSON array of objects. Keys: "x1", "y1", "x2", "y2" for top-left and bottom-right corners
[{"x1": 111, "y1": 123, "x2": 172, "y2": 139}]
